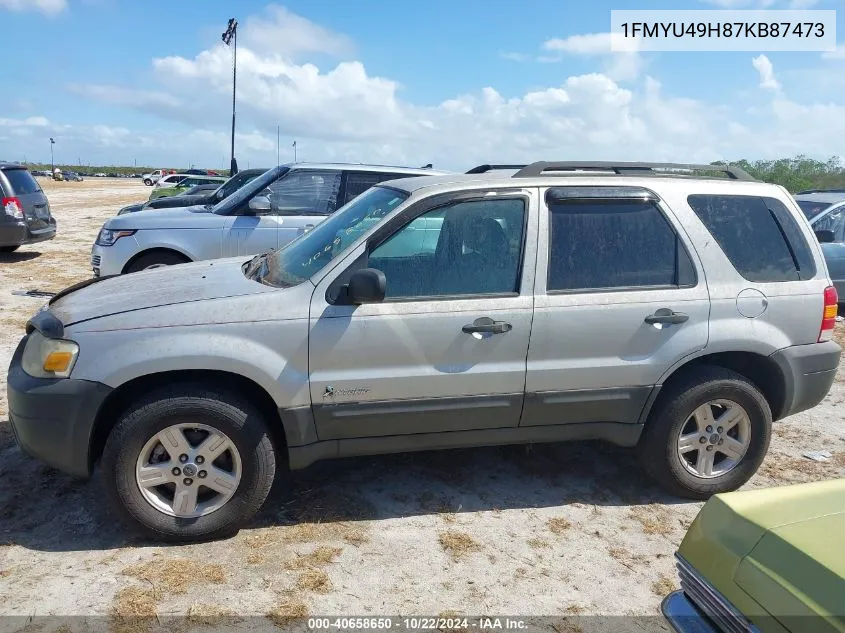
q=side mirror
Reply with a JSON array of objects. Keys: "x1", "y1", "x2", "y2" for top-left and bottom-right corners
[
  {"x1": 815, "y1": 229, "x2": 836, "y2": 244},
  {"x1": 347, "y1": 268, "x2": 386, "y2": 304},
  {"x1": 248, "y1": 195, "x2": 272, "y2": 215}
]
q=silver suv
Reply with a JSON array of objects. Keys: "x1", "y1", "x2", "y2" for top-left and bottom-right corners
[
  {"x1": 91, "y1": 163, "x2": 449, "y2": 276},
  {"x1": 8, "y1": 161, "x2": 841, "y2": 542}
]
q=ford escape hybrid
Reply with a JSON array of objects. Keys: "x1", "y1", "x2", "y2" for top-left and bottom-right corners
[{"x1": 8, "y1": 161, "x2": 840, "y2": 542}]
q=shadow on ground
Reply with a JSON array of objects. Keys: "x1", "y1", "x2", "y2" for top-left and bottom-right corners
[
  {"x1": 0, "y1": 420, "x2": 682, "y2": 553},
  {"x1": 0, "y1": 251, "x2": 41, "y2": 263}
]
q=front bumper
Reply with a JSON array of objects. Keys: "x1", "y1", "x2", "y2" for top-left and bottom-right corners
[
  {"x1": 769, "y1": 340, "x2": 841, "y2": 419},
  {"x1": 662, "y1": 592, "x2": 725, "y2": 633},
  {"x1": 7, "y1": 335, "x2": 112, "y2": 478}
]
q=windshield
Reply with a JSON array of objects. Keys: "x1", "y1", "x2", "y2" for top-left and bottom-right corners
[
  {"x1": 260, "y1": 186, "x2": 409, "y2": 287},
  {"x1": 213, "y1": 170, "x2": 262, "y2": 201},
  {"x1": 213, "y1": 166, "x2": 286, "y2": 214},
  {"x1": 797, "y1": 200, "x2": 834, "y2": 220}
]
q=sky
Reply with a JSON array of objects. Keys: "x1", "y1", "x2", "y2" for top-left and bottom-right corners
[{"x1": 1, "y1": 0, "x2": 844, "y2": 171}]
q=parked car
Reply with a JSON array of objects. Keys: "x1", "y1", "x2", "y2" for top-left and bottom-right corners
[
  {"x1": 794, "y1": 190, "x2": 845, "y2": 305},
  {"x1": 141, "y1": 170, "x2": 171, "y2": 186},
  {"x1": 151, "y1": 174, "x2": 189, "y2": 190},
  {"x1": 64, "y1": 171, "x2": 83, "y2": 182},
  {"x1": 9, "y1": 161, "x2": 840, "y2": 542},
  {"x1": 117, "y1": 168, "x2": 267, "y2": 216},
  {"x1": 92, "y1": 163, "x2": 449, "y2": 275},
  {"x1": 148, "y1": 175, "x2": 227, "y2": 201},
  {"x1": 94, "y1": 173, "x2": 107, "y2": 178},
  {"x1": 662, "y1": 479, "x2": 845, "y2": 633},
  {"x1": 180, "y1": 184, "x2": 222, "y2": 196},
  {"x1": 183, "y1": 168, "x2": 213, "y2": 176},
  {"x1": 0, "y1": 163, "x2": 56, "y2": 252}
]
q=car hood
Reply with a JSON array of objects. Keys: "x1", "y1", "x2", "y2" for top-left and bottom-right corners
[
  {"x1": 49, "y1": 257, "x2": 269, "y2": 326},
  {"x1": 678, "y1": 480, "x2": 845, "y2": 623},
  {"x1": 104, "y1": 205, "x2": 225, "y2": 230}
]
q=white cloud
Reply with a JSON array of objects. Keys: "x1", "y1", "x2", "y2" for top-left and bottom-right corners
[
  {"x1": 541, "y1": 32, "x2": 642, "y2": 81},
  {"x1": 10, "y1": 5, "x2": 842, "y2": 170},
  {"x1": 0, "y1": 0, "x2": 66, "y2": 15},
  {"x1": 822, "y1": 44, "x2": 845, "y2": 60},
  {"x1": 241, "y1": 4, "x2": 354, "y2": 59},
  {"x1": 752, "y1": 54, "x2": 782, "y2": 91}
]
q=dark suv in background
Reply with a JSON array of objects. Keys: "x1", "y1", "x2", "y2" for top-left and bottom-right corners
[{"x1": 0, "y1": 163, "x2": 56, "y2": 253}]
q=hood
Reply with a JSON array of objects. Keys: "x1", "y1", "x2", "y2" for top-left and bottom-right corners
[
  {"x1": 104, "y1": 205, "x2": 225, "y2": 230},
  {"x1": 50, "y1": 257, "x2": 268, "y2": 326},
  {"x1": 678, "y1": 480, "x2": 845, "y2": 623}
]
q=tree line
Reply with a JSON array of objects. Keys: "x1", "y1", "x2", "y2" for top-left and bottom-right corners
[{"x1": 714, "y1": 156, "x2": 845, "y2": 192}]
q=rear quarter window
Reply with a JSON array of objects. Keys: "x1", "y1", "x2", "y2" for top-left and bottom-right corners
[
  {"x1": 3, "y1": 169, "x2": 42, "y2": 195},
  {"x1": 687, "y1": 194, "x2": 816, "y2": 282}
]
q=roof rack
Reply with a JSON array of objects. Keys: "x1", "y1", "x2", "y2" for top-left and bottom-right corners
[
  {"x1": 466, "y1": 164, "x2": 528, "y2": 174},
  {"x1": 511, "y1": 161, "x2": 756, "y2": 181},
  {"x1": 795, "y1": 188, "x2": 845, "y2": 195}
]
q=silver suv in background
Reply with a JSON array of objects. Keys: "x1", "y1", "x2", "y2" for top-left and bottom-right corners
[
  {"x1": 794, "y1": 189, "x2": 845, "y2": 304},
  {"x1": 9, "y1": 161, "x2": 840, "y2": 542},
  {"x1": 0, "y1": 163, "x2": 56, "y2": 252},
  {"x1": 91, "y1": 163, "x2": 449, "y2": 275}
]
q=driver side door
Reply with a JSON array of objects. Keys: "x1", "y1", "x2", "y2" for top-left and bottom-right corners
[{"x1": 307, "y1": 189, "x2": 539, "y2": 440}]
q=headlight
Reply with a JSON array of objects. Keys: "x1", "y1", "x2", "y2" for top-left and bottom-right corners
[
  {"x1": 96, "y1": 228, "x2": 136, "y2": 246},
  {"x1": 21, "y1": 330, "x2": 79, "y2": 378}
]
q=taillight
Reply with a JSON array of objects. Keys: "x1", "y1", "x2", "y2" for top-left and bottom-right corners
[
  {"x1": 2, "y1": 197, "x2": 23, "y2": 220},
  {"x1": 819, "y1": 285, "x2": 838, "y2": 342}
]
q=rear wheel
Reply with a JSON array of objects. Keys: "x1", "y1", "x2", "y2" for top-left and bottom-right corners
[
  {"x1": 125, "y1": 251, "x2": 190, "y2": 273},
  {"x1": 637, "y1": 366, "x2": 771, "y2": 499},
  {"x1": 0, "y1": 245, "x2": 20, "y2": 253},
  {"x1": 101, "y1": 385, "x2": 276, "y2": 542}
]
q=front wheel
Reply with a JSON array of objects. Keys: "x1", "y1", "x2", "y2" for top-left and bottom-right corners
[
  {"x1": 143, "y1": 179, "x2": 153, "y2": 186},
  {"x1": 637, "y1": 366, "x2": 771, "y2": 499},
  {"x1": 101, "y1": 385, "x2": 277, "y2": 542},
  {"x1": 125, "y1": 251, "x2": 190, "y2": 273}
]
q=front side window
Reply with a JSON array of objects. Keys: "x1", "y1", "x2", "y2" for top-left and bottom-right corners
[
  {"x1": 368, "y1": 198, "x2": 526, "y2": 299},
  {"x1": 266, "y1": 169, "x2": 341, "y2": 216},
  {"x1": 797, "y1": 200, "x2": 833, "y2": 220},
  {"x1": 688, "y1": 195, "x2": 816, "y2": 282},
  {"x1": 548, "y1": 199, "x2": 695, "y2": 292}
]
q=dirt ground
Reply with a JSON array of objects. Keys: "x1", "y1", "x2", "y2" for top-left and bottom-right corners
[{"x1": 0, "y1": 178, "x2": 843, "y2": 626}]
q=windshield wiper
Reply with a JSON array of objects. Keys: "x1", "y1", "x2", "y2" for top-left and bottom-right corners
[{"x1": 243, "y1": 251, "x2": 269, "y2": 280}]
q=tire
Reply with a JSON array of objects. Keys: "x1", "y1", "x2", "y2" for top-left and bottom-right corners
[
  {"x1": 0, "y1": 245, "x2": 20, "y2": 253},
  {"x1": 144, "y1": 179, "x2": 153, "y2": 186},
  {"x1": 125, "y1": 251, "x2": 190, "y2": 273},
  {"x1": 637, "y1": 365, "x2": 771, "y2": 500},
  {"x1": 101, "y1": 384, "x2": 276, "y2": 542}
]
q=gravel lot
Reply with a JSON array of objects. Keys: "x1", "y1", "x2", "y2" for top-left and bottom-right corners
[{"x1": 0, "y1": 178, "x2": 843, "y2": 627}]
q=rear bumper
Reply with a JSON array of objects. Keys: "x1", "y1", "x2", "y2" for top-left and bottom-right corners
[
  {"x1": 7, "y1": 335, "x2": 112, "y2": 478},
  {"x1": 770, "y1": 340, "x2": 841, "y2": 419},
  {"x1": 0, "y1": 222, "x2": 56, "y2": 247}
]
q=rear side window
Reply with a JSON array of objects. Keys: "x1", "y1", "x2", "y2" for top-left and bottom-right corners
[
  {"x1": 269, "y1": 169, "x2": 342, "y2": 215},
  {"x1": 687, "y1": 195, "x2": 816, "y2": 282},
  {"x1": 344, "y1": 172, "x2": 397, "y2": 204},
  {"x1": 547, "y1": 199, "x2": 696, "y2": 292},
  {"x1": 3, "y1": 169, "x2": 41, "y2": 195}
]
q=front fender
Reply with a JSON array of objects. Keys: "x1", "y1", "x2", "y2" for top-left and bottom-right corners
[{"x1": 68, "y1": 320, "x2": 311, "y2": 408}]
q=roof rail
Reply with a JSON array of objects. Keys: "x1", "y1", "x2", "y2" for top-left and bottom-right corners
[
  {"x1": 511, "y1": 161, "x2": 756, "y2": 181},
  {"x1": 466, "y1": 164, "x2": 528, "y2": 174}
]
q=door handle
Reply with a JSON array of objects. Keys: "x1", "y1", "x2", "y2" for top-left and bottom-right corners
[
  {"x1": 644, "y1": 308, "x2": 689, "y2": 325},
  {"x1": 462, "y1": 317, "x2": 513, "y2": 335}
]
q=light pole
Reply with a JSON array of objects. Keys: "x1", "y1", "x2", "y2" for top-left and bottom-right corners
[
  {"x1": 222, "y1": 18, "x2": 238, "y2": 175},
  {"x1": 49, "y1": 137, "x2": 55, "y2": 175}
]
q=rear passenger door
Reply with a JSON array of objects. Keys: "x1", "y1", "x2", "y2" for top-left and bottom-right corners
[
  {"x1": 270, "y1": 169, "x2": 342, "y2": 246},
  {"x1": 522, "y1": 187, "x2": 710, "y2": 427}
]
